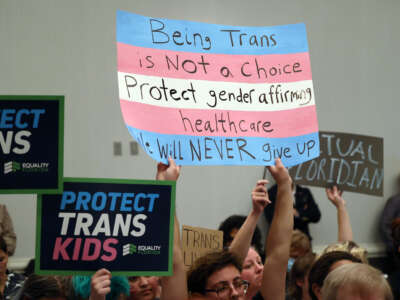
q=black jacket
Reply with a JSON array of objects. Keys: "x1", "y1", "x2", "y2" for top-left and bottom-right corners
[{"x1": 264, "y1": 184, "x2": 321, "y2": 239}]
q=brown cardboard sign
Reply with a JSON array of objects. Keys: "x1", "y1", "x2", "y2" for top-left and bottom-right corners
[
  {"x1": 288, "y1": 131, "x2": 383, "y2": 196},
  {"x1": 181, "y1": 225, "x2": 223, "y2": 270}
]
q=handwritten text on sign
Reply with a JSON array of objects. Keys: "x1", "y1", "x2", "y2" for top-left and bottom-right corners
[
  {"x1": 36, "y1": 179, "x2": 175, "y2": 275},
  {"x1": 181, "y1": 225, "x2": 223, "y2": 270},
  {"x1": 117, "y1": 11, "x2": 320, "y2": 166},
  {"x1": 288, "y1": 132, "x2": 383, "y2": 196}
]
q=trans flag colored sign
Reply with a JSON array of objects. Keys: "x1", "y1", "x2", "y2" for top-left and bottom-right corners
[{"x1": 117, "y1": 11, "x2": 319, "y2": 166}]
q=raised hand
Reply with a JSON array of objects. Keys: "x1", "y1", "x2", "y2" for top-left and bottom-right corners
[
  {"x1": 267, "y1": 158, "x2": 292, "y2": 187},
  {"x1": 89, "y1": 268, "x2": 111, "y2": 300},
  {"x1": 251, "y1": 179, "x2": 270, "y2": 214},
  {"x1": 326, "y1": 185, "x2": 345, "y2": 208},
  {"x1": 156, "y1": 157, "x2": 181, "y2": 181}
]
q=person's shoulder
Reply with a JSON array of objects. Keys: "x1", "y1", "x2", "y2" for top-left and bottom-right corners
[{"x1": 388, "y1": 193, "x2": 400, "y2": 202}]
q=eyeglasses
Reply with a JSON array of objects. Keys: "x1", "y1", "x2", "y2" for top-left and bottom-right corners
[{"x1": 204, "y1": 279, "x2": 249, "y2": 298}]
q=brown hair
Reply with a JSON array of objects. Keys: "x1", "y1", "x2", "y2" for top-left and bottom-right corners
[
  {"x1": 308, "y1": 251, "x2": 361, "y2": 300},
  {"x1": 187, "y1": 250, "x2": 242, "y2": 295},
  {"x1": 288, "y1": 252, "x2": 316, "y2": 300},
  {"x1": 21, "y1": 274, "x2": 67, "y2": 300}
]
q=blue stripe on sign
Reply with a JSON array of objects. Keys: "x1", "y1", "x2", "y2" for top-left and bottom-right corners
[
  {"x1": 117, "y1": 10, "x2": 309, "y2": 55},
  {"x1": 126, "y1": 125, "x2": 320, "y2": 167}
]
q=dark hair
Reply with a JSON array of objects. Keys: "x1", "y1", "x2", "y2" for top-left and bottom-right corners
[
  {"x1": 187, "y1": 250, "x2": 242, "y2": 295},
  {"x1": 0, "y1": 236, "x2": 8, "y2": 254},
  {"x1": 218, "y1": 215, "x2": 263, "y2": 254},
  {"x1": 308, "y1": 251, "x2": 361, "y2": 300},
  {"x1": 288, "y1": 252, "x2": 316, "y2": 300},
  {"x1": 24, "y1": 259, "x2": 35, "y2": 277},
  {"x1": 21, "y1": 274, "x2": 66, "y2": 300}
]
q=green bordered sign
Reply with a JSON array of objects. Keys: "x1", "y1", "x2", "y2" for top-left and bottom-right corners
[
  {"x1": 36, "y1": 178, "x2": 175, "y2": 276},
  {"x1": 0, "y1": 95, "x2": 64, "y2": 194}
]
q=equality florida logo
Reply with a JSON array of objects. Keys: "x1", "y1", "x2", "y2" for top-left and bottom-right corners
[
  {"x1": 122, "y1": 243, "x2": 161, "y2": 256},
  {"x1": 3, "y1": 161, "x2": 50, "y2": 175}
]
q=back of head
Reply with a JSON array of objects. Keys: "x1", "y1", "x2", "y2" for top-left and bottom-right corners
[
  {"x1": 218, "y1": 215, "x2": 263, "y2": 253},
  {"x1": 21, "y1": 274, "x2": 66, "y2": 300},
  {"x1": 187, "y1": 250, "x2": 242, "y2": 295},
  {"x1": 322, "y1": 263, "x2": 393, "y2": 300},
  {"x1": 290, "y1": 230, "x2": 312, "y2": 258},
  {"x1": 308, "y1": 251, "x2": 362, "y2": 300},
  {"x1": 288, "y1": 252, "x2": 316, "y2": 300},
  {"x1": 321, "y1": 240, "x2": 368, "y2": 264}
]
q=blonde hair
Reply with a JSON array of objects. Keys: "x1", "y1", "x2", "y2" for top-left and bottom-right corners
[
  {"x1": 322, "y1": 263, "x2": 393, "y2": 300},
  {"x1": 320, "y1": 240, "x2": 368, "y2": 264},
  {"x1": 290, "y1": 230, "x2": 311, "y2": 258}
]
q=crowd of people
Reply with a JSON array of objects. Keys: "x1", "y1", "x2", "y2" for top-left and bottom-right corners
[{"x1": 1, "y1": 158, "x2": 400, "y2": 300}]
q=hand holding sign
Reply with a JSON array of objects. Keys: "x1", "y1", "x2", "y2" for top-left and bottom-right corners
[
  {"x1": 251, "y1": 180, "x2": 270, "y2": 215},
  {"x1": 267, "y1": 158, "x2": 292, "y2": 187},
  {"x1": 89, "y1": 269, "x2": 111, "y2": 300},
  {"x1": 156, "y1": 157, "x2": 181, "y2": 181}
]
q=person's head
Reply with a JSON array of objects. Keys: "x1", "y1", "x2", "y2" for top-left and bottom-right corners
[
  {"x1": 128, "y1": 276, "x2": 157, "y2": 300},
  {"x1": 0, "y1": 236, "x2": 9, "y2": 274},
  {"x1": 188, "y1": 251, "x2": 248, "y2": 300},
  {"x1": 321, "y1": 241, "x2": 368, "y2": 264},
  {"x1": 21, "y1": 274, "x2": 66, "y2": 300},
  {"x1": 290, "y1": 230, "x2": 312, "y2": 259},
  {"x1": 146, "y1": 277, "x2": 160, "y2": 298},
  {"x1": 322, "y1": 263, "x2": 393, "y2": 300},
  {"x1": 391, "y1": 218, "x2": 400, "y2": 256},
  {"x1": 240, "y1": 247, "x2": 263, "y2": 298},
  {"x1": 218, "y1": 215, "x2": 263, "y2": 254},
  {"x1": 288, "y1": 252, "x2": 316, "y2": 300},
  {"x1": 308, "y1": 251, "x2": 362, "y2": 300}
]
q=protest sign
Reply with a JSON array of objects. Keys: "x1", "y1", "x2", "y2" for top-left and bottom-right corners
[
  {"x1": 36, "y1": 178, "x2": 175, "y2": 275},
  {"x1": 0, "y1": 95, "x2": 64, "y2": 194},
  {"x1": 288, "y1": 131, "x2": 383, "y2": 196},
  {"x1": 116, "y1": 11, "x2": 320, "y2": 166},
  {"x1": 181, "y1": 225, "x2": 223, "y2": 269}
]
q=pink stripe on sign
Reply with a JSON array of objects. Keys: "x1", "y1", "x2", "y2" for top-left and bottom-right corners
[
  {"x1": 117, "y1": 43, "x2": 312, "y2": 84},
  {"x1": 120, "y1": 99, "x2": 318, "y2": 138}
]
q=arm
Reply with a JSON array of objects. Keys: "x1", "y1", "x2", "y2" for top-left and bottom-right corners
[
  {"x1": 161, "y1": 215, "x2": 188, "y2": 300},
  {"x1": 157, "y1": 158, "x2": 188, "y2": 300},
  {"x1": 260, "y1": 159, "x2": 293, "y2": 300},
  {"x1": 89, "y1": 269, "x2": 111, "y2": 300},
  {"x1": 0, "y1": 205, "x2": 16, "y2": 255},
  {"x1": 229, "y1": 180, "x2": 270, "y2": 264},
  {"x1": 326, "y1": 186, "x2": 353, "y2": 242}
]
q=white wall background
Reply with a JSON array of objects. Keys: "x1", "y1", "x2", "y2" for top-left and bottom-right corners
[{"x1": 0, "y1": 0, "x2": 399, "y2": 264}]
